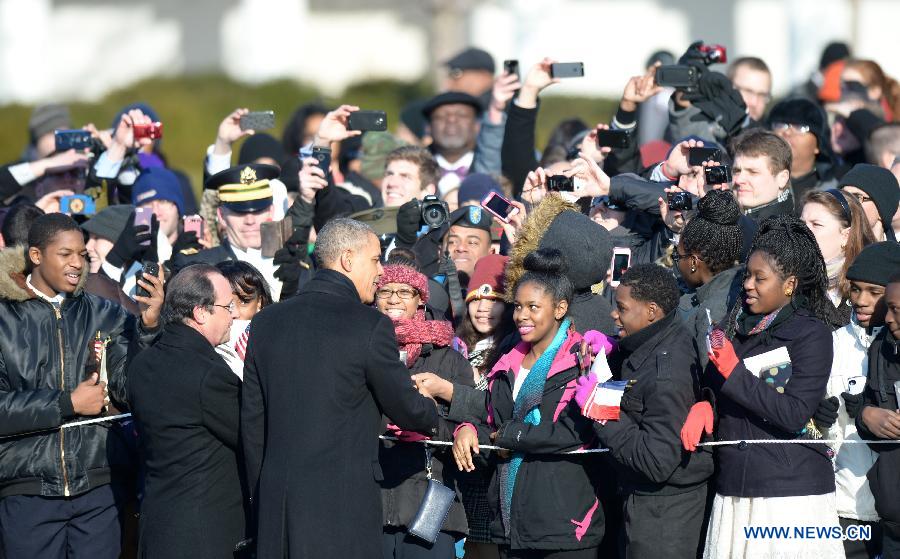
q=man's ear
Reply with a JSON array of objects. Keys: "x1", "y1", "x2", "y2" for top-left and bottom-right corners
[
  {"x1": 647, "y1": 302, "x2": 660, "y2": 322},
  {"x1": 28, "y1": 247, "x2": 41, "y2": 267},
  {"x1": 339, "y1": 249, "x2": 353, "y2": 273},
  {"x1": 216, "y1": 207, "x2": 225, "y2": 224},
  {"x1": 192, "y1": 305, "x2": 209, "y2": 326},
  {"x1": 775, "y1": 169, "x2": 791, "y2": 190}
]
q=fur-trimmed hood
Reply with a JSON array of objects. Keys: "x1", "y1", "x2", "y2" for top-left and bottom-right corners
[
  {"x1": 504, "y1": 195, "x2": 613, "y2": 297},
  {"x1": 0, "y1": 245, "x2": 87, "y2": 302}
]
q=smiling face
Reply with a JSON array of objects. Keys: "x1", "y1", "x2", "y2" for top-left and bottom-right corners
[
  {"x1": 375, "y1": 282, "x2": 421, "y2": 320},
  {"x1": 443, "y1": 225, "x2": 491, "y2": 277},
  {"x1": 29, "y1": 229, "x2": 87, "y2": 294},
  {"x1": 345, "y1": 233, "x2": 384, "y2": 304},
  {"x1": 849, "y1": 279, "x2": 887, "y2": 328},
  {"x1": 430, "y1": 103, "x2": 479, "y2": 153},
  {"x1": 513, "y1": 282, "x2": 566, "y2": 346},
  {"x1": 732, "y1": 154, "x2": 789, "y2": 209},
  {"x1": 743, "y1": 251, "x2": 796, "y2": 315},
  {"x1": 381, "y1": 159, "x2": 433, "y2": 207},
  {"x1": 218, "y1": 205, "x2": 274, "y2": 251},
  {"x1": 85, "y1": 233, "x2": 114, "y2": 274},
  {"x1": 801, "y1": 201, "x2": 849, "y2": 261},
  {"x1": 467, "y1": 297, "x2": 505, "y2": 335},
  {"x1": 611, "y1": 284, "x2": 656, "y2": 337}
]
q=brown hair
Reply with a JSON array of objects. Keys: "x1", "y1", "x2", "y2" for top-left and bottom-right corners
[
  {"x1": 844, "y1": 59, "x2": 900, "y2": 121},
  {"x1": 801, "y1": 189, "x2": 876, "y2": 298},
  {"x1": 384, "y1": 146, "x2": 439, "y2": 191},
  {"x1": 728, "y1": 57, "x2": 771, "y2": 80},
  {"x1": 730, "y1": 128, "x2": 793, "y2": 175}
]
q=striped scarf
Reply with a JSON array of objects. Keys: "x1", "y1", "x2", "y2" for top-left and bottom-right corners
[{"x1": 498, "y1": 318, "x2": 571, "y2": 536}]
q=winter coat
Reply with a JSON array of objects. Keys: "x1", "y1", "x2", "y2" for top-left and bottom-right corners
[
  {"x1": 127, "y1": 323, "x2": 245, "y2": 559},
  {"x1": 824, "y1": 318, "x2": 880, "y2": 521},
  {"x1": 241, "y1": 269, "x2": 440, "y2": 559},
  {"x1": 0, "y1": 246, "x2": 154, "y2": 499},
  {"x1": 470, "y1": 330, "x2": 605, "y2": 551},
  {"x1": 594, "y1": 314, "x2": 714, "y2": 495},
  {"x1": 857, "y1": 329, "x2": 900, "y2": 533},
  {"x1": 379, "y1": 343, "x2": 474, "y2": 537},
  {"x1": 677, "y1": 266, "x2": 743, "y2": 369},
  {"x1": 705, "y1": 308, "x2": 836, "y2": 498}
]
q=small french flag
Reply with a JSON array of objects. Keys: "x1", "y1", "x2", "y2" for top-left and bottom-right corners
[{"x1": 582, "y1": 380, "x2": 629, "y2": 421}]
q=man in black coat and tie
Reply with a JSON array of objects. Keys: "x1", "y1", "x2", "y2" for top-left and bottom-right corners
[
  {"x1": 127, "y1": 263, "x2": 245, "y2": 559},
  {"x1": 241, "y1": 217, "x2": 440, "y2": 558}
]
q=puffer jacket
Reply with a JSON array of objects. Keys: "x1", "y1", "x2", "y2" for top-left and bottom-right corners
[
  {"x1": 0, "y1": 246, "x2": 154, "y2": 498},
  {"x1": 470, "y1": 329, "x2": 605, "y2": 551},
  {"x1": 379, "y1": 343, "x2": 475, "y2": 537}
]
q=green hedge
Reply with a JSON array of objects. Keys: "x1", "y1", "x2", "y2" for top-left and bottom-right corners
[{"x1": 0, "y1": 74, "x2": 618, "y2": 196}]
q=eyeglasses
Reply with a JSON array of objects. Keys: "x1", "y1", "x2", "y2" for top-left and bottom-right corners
[
  {"x1": 375, "y1": 288, "x2": 419, "y2": 300},
  {"x1": 211, "y1": 301, "x2": 236, "y2": 313},
  {"x1": 771, "y1": 122, "x2": 811, "y2": 135},
  {"x1": 845, "y1": 191, "x2": 873, "y2": 204},
  {"x1": 671, "y1": 251, "x2": 685, "y2": 263}
]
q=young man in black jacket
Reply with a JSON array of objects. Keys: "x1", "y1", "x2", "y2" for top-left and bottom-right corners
[
  {"x1": 575, "y1": 264, "x2": 713, "y2": 559},
  {"x1": 0, "y1": 213, "x2": 162, "y2": 559}
]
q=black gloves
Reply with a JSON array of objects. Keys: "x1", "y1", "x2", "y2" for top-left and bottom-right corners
[
  {"x1": 395, "y1": 199, "x2": 421, "y2": 248},
  {"x1": 273, "y1": 229, "x2": 311, "y2": 300},
  {"x1": 107, "y1": 211, "x2": 158, "y2": 268},
  {"x1": 685, "y1": 71, "x2": 748, "y2": 137},
  {"x1": 813, "y1": 396, "x2": 840, "y2": 432},
  {"x1": 841, "y1": 392, "x2": 864, "y2": 419},
  {"x1": 678, "y1": 41, "x2": 709, "y2": 69},
  {"x1": 170, "y1": 230, "x2": 203, "y2": 258}
]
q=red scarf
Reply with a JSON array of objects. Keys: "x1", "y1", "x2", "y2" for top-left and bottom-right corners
[{"x1": 393, "y1": 309, "x2": 454, "y2": 367}]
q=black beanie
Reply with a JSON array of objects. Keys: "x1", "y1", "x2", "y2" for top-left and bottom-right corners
[
  {"x1": 846, "y1": 242, "x2": 900, "y2": 286},
  {"x1": 238, "y1": 133, "x2": 287, "y2": 166},
  {"x1": 839, "y1": 164, "x2": 900, "y2": 240},
  {"x1": 768, "y1": 98, "x2": 832, "y2": 162}
]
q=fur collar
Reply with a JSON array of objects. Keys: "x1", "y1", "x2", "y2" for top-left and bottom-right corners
[{"x1": 0, "y1": 245, "x2": 87, "y2": 302}]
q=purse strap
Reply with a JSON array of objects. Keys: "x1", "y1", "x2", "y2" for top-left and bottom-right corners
[{"x1": 425, "y1": 446, "x2": 433, "y2": 481}]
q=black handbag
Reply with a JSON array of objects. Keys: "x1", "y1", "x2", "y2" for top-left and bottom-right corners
[{"x1": 407, "y1": 446, "x2": 455, "y2": 544}]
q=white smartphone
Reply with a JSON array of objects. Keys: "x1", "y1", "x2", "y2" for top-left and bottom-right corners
[
  {"x1": 609, "y1": 247, "x2": 632, "y2": 288},
  {"x1": 846, "y1": 375, "x2": 866, "y2": 395}
]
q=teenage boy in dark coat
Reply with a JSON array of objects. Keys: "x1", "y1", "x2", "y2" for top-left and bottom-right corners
[
  {"x1": 575, "y1": 264, "x2": 713, "y2": 559},
  {"x1": 241, "y1": 218, "x2": 439, "y2": 559}
]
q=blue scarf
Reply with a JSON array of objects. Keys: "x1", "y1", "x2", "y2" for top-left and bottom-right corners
[{"x1": 499, "y1": 318, "x2": 572, "y2": 536}]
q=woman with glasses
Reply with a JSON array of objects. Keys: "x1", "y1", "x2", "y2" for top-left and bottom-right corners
[
  {"x1": 839, "y1": 163, "x2": 900, "y2": 242},
  {"x1": 214, "y1": 260, "x2": 273, "y2": 378},
  {"x1": 373, "y1": 259, "x2": 475, "y2": 559},
  {"x1": 800, "y1": 189, "x2": 876, "y2": 324}
]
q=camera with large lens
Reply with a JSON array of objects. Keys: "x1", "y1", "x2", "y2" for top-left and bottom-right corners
[
  {"x1": 656, "y1": 41, "x2": 728, "y2": 93},
  {"x1": 667, "y1": 191, "x2": 693, "y2": 211},
  {"x1": 420, "y1": 195, "x2": 450, "y2": 229}
]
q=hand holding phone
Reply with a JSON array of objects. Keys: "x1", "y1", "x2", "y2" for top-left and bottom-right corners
[
  {"x1": 550, "y1": 62, "x2": 584, "y2": 78},
  {"x1": 610, "y1": 247, "x2": 631, "y2": 287},
  {"x1": 240, "y1": 111, "x2": 275, "y2": 131},
  {"x1": 135, "y1": 262, "x2": 160, "y2": 299},
  {"x1": 596, "y1": 129, "x2": 630, "y2": 149},
  {"x1": 688, "y1": 147, "x2": 721, "y2": 166},
  {"x1": 503, "y1": 59, "x2": 520, "y2": 80},
  {"x1": 480, "y1": 192, "x2": 519, "y2": 224},
  {"x1": 133, "y1": 122, "x2": 163, "y2": 140},
  {"x1": 347, "y1": 110, "x2": 387, "y2": 132},
  {"x1": 183, "y1": 215, "x2": 204, "y2": 237},
  {"x1": 134, "y1": 207, "x2": 154, "y2": 247},
  {"x1": 55, "y1": 130, "x2": 93, "y2": 152}
]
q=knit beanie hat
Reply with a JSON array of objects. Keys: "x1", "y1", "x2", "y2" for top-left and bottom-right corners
[
  {"x1": 839, "y1": 164, "x2": 900, "y2": 240},
  {"x1": 29, "y1": 104, "x2": 70, "y2": 143},
  {"x1": 466, "y1": 254, "x2": 508, "y2": 302},
  {"x1": 768, "y1": 98, "x2": 832, "y2": 162},
  {"x1": 846, "y1": 242, "x2": 900, "y2": 287},
  {"x1": 377, "y1": 264, "x2": 430, "y2": 303},
  {"x1": 238, "y1": 133, "x2": 287, "y2": 166},
  {"x1": 81, "y1": 204, "x2": 135, "y2": 242},
  {"x1": 457, "y1": 173, "x2": 501, "y2": 206}
]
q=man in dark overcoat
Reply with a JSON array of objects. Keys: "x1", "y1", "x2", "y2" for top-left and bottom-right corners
[{"x1": 241, "y1": 217, "x2": 439, "y2": 558}]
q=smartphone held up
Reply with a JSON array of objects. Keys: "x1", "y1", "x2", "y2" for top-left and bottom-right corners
[{"x1": 480, "y1": 192, "x2": 519, "y2": 224}]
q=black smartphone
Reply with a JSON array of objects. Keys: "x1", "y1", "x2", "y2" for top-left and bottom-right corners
[
  {"x1": 54, "y1": 130, "x2": 92, "y2": 152},
  {"x1": 240, "y1": 111, "x2": 275, "y2": 131},
  {"x1": 311, "y1": 147, "x2": 331, "y2": 176},
  {"x1": 550, "y1": 62, "x2": 584, "y2": 78},
  {"x1": 135, "y1": 262, "x2": 159, "y2": 299},
  {"x1": 348, "y1": 110, "x2": 388, "y2": 131},
  {"x1": 503, "y1": 59, "x2": 519, "y2": 80},
  {"x1": 596, "y1": 129, "x2": 630, "y2": 149},
  {"x1": 704, "y1": 164, "x2": 733, "y2": 185},
  {"x1": 546, "y1": 175, "x2": 574, "y2": 192},
  {"x1": 655, "y1": 65, "x2": 700, "y2": 90},
  {"x1": 688, "y1": 147, "x2": 721, "y2": 166}
]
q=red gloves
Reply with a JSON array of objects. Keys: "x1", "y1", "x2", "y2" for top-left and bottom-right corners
[
  {"x1": 680, "y1": 401, "x2": 714, "y2": 451},
  {"x1": 386, "y1": 423, "x2": 429, "y2": 443},
  {"x1": 708, "y1": 331, "x2": 739, "y2": 379}
]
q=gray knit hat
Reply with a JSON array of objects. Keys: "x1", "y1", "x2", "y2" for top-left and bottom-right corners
[{"x1": 81, "y1": 204, "x2": 134, "y2": 241}]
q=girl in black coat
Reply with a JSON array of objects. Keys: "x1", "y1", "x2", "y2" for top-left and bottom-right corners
[
  {"x1": 374, "y1": 262, "x2": 474, "y2": 559},
  {"x1": 453, "y1": 249, "x2": 603, "y2": 558},
  {"x1": 697, "y1": 216, "x2": 845, "y2": 558}
]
